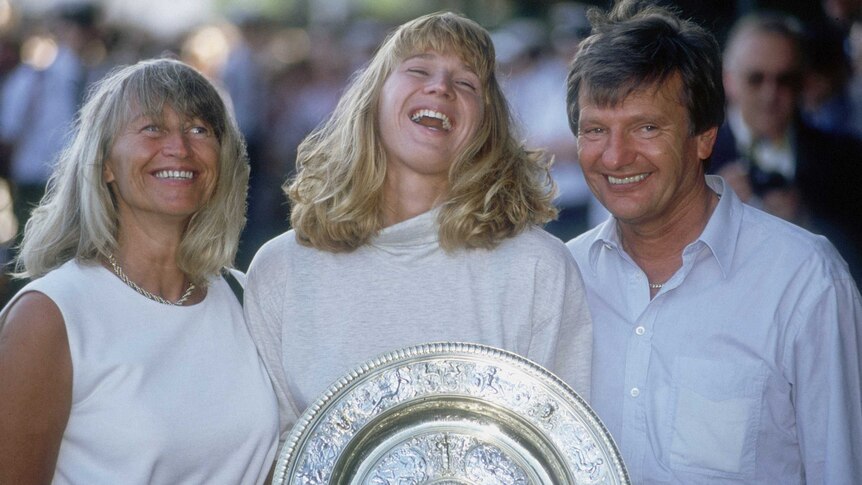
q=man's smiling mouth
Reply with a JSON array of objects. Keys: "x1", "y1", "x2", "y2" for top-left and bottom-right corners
[{"x1": 608, "y1": 173, "x2": 649, "y2": 185}]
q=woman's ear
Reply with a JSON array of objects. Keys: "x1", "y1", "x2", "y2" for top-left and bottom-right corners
[{"x1": 103, "y1": 160, "x2": 115, "y2": 184}]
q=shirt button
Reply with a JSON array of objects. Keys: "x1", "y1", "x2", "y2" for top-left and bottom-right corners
[
  {"x1": 630, "y1": 387, "x2": 640, "y2": 398},
  {"x1": 603, "y1": 243, "x2": 612, "y2": 249},
  {"x1": 635, "y1": 326, "x2": 646, "y2": 335}
]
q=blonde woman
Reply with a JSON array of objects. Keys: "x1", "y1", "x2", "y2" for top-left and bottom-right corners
[
  {"x1": 0, "y1": 59, "x2": 277, "y2": 484},
  {"x1": 245, "y1": 12, "x2": 593, "y2": 441}
]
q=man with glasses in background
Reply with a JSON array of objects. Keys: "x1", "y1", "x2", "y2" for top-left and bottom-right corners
[{"x1": 712, "y1": 12, "x2": 862, "y2": 280}]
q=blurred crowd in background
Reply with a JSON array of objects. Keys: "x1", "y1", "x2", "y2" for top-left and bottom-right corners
[{"x1": 1, "y1": 0, "x2": 861, "y2": 305}]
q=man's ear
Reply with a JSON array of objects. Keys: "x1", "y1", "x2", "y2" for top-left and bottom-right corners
[{"x1": 696, "y1": 126, "x2": 718, "y2": 161}]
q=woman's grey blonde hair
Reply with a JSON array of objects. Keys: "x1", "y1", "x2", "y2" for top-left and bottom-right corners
[
  {"x1": 15, "y1": 58, "x2": 249, "y2": 284},
  {"x1": 288, "y1": 11, "x2": 557, "y2": 252}
]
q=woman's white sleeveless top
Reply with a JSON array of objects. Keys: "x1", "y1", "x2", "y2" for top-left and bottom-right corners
[{"x1": 16, "y1": 260, "x2": 278, "y2": 484}]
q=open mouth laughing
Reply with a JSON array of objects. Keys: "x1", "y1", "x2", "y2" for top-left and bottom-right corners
[{"x1": 410, "y1": 109, "x2": 452, "y2": 131}]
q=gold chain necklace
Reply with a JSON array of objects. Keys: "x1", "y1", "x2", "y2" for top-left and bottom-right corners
[{"x1": 107, "y1": 253, "x2": 195, "y2": 306}]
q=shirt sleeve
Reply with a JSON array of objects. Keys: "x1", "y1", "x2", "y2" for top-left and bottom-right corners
[
  {"x1": 788, "y1": 272, "x2": 862, "y2": 484},
  {"x1": 528, "y1": 248, "x2": 593, "y2": 402},
  {"x1": 244, "y1": 244, "x2": 300, "y2": 444}
]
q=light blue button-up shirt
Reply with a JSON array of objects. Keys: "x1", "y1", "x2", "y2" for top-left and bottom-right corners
[{"x1": 568, "y1": 176, "x2": 862, "y2": 484}]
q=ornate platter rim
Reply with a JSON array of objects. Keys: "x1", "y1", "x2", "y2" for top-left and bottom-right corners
[{"x1": 273, "y1": 341, "x2": 630, "y2": 484}]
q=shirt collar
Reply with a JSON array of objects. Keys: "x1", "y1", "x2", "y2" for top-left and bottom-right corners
[
  {"x1": 371, "y1": 207, "x2": 440, "y2": 248},
  {"x1": 586, "y1": 215, "x2": 622, "y2": 272},
  {"x1": 586, "y1": 175, "x2": 741, "y2": 280},
  {"x1": 699, "y1": 175, "x2": 740, "y2": 279}
]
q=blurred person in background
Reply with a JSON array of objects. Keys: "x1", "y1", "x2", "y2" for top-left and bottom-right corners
[
  {"x1": 712, "y1": 12, "x2": 862, "y2": 281},
  {"x1": 0, "y1": 2, "x2": 99, "y2": 229},
  {"x1": 823, "y1": 0, "x2": 862, "y2": 28},
  {"x1": 0, "y1": 31, "x2": 21, "y2": 300},
  {"x1": 799, "y1": 21, "x2": 859, "y2": 136},
  {"x1": 219, "y1": 12, "x2": 275, "y2": 269},
  {"x1": 0, "y1": 58, "x2": 277, "y2": 484},
  {"x1": 498, "y1": 2, "x2": 595, "y2": 241},
  {"x1": 267, "y1": 24, "x2": 356, "y2": 183},
  {"x1": 0, "y1": 3, "x2": 102, "y2": 306},
  {"x1": 244, "y1": 11, "x2": 593, "y2": 442}
]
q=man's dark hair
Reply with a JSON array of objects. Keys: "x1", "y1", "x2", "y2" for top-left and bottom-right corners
[{"x1": 566, "y1": 0, "x2": 725, "y2": 137}]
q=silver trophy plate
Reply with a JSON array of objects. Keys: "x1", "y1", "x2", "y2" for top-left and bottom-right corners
[{"x1": 273, "y1": 342, "x2": 630, "y2": 485}]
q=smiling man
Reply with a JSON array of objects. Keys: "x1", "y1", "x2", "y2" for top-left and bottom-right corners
[{"x1": 565, "y1": 1, "x2": 862, "y2": 483}]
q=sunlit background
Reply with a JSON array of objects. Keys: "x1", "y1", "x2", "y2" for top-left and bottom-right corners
[
  {"x1": 0, "y1": 0, "x2": 857, "y2": 302},
  {"x1": 3, "y1": 0, "x2": 557, "y2": 86}
]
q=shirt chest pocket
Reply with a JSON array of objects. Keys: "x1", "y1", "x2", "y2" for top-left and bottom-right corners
[{"x1": 668, "y1": 356, "x2": 767, "y2": 480}]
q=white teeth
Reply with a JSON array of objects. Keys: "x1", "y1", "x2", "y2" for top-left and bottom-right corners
[
  {"x1": 154, "y1": 170, "x2": 193, "y2": 180},
  {"x1": 410, "y1": 109, "x2": 452, "y2": 131},
  {"x1": 608, "y1": 173, "x2": 649, "y2": 185}
]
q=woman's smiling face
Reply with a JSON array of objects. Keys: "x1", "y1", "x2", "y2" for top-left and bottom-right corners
[
  {"x1": 377, "y1": 50, "x2": 485, "y2": 188},
  {"x1": 104, "y1": 104, "x2": 220, "y2": 225}
]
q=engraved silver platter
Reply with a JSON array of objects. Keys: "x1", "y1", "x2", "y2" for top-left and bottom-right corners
[{"x1": 273, "y1": 342, "x2": 630, "y2": 485}]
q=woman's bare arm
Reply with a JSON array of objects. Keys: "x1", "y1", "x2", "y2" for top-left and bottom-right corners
[{"x1": 0, "y1": 292, "x2": 72, "y2": 485}]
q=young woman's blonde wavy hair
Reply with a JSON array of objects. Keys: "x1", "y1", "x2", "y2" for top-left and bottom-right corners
[
  {"x1": 14, "y1": 58, "x2": 249, "y2": 284},
  {"x1": 288, "y1": 11, "x2": 557, "y2": 252}
]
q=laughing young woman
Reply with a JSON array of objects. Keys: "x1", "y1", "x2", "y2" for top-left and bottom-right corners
[{"x1": 244, "y1": 12, "x2": 593, "y2": 441}]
